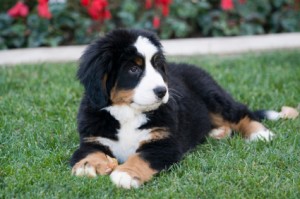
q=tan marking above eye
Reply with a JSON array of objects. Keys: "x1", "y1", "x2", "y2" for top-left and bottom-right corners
[{"x1": 134, "y1": 57, "x2": 143, "y2": 66}]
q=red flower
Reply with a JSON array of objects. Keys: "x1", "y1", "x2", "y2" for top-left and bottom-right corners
[
  {"x1": 294, "y1": 0, "x2": 300, "y2": 10},
  {"x1": 155, "y1": 0, "x2": 172, "y2": 5},
  {"x1": 104, "y1": 10, "x2": 111, "y2": 19},
  {"x1": 86, "y1": 0, "x2": 110, "y2": 21},
  {"x1": 145, "y1": 0, "x2": 152, "y2": 9},
  {"x1": 7, "y1": 1, "x2": 29, "y2": 18},
  {"x1": 152, "y1": 16, "x2": 160, "y2": 28},
  {"x1": 154, "y1": 0, "x2": 172, "y2": 16},
  {"x1": 81, "y1": 0, "x2": 90, "y2": 7},
  {"x1": 38, "y1": 0, "x2": 52, "y2": 19},
  {"x1": 221, "y1": 0, "x2": 234, "y2": 11},
  {"x1": 162, "y1": 5, "x2": 169, "y2": 16}
]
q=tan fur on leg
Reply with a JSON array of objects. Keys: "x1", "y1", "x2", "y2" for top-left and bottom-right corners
[
  {"x1": 72, "y1": 152, "x2": 118, "y2": 177},
  {"x1": 209, "y1": 126, "x2": 232, "y2": 139},
  {"x1": 210, "y1": 113, "x2": 274, "y2": 141},
  {"x1": 230, "y1": 116, "x2": 265, "y2": 139},
  {"x1": 110, "y1": 154, "x2": 157, "y2": 189}
]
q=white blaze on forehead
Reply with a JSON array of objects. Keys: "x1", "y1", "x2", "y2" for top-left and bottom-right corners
[
  {"x1": 134, "y1": 36, "x2": 158, "y2": 60},
  {"x1": 132, "y1": 36, "x2": 169, "y2": 109}
]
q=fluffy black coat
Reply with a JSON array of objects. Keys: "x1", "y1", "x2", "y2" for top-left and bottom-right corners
[{"x1": 70, "y1": 29, "x2": 272, "y2": 187}]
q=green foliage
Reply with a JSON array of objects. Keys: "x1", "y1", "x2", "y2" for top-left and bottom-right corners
[
  {"x1": 0, "y1": 0, "x2": 300, "y2": 49},
  {"x1": 195, "y1": 0, "x2": 300, "y2": 37},
  {"x1": 0, "y1": 14, "x2": 25, "y2": 49},
  {"x1": 0, "y1": 50, "x2": 300, "y2": 198},
  {"x1": 0, "y1": 1, "x2": 98, "y2": 49}
]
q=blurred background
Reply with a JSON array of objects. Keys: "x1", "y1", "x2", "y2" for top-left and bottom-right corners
[{"x1": 1, "y1": 0, "x2": 299, "y2": 49}]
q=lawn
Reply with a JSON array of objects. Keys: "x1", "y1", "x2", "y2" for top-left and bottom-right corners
[{"x1": 0, "y1": 50, "x2": 300, "y2": 198}]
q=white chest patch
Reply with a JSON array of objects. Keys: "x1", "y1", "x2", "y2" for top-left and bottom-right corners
[{"x1": 97, "y1": 105, "x2": 151, "y2": 163}]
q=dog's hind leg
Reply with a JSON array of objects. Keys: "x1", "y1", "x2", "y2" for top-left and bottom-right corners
[
  {"x1": 209, "y1": 126, "x2": 232, "y2": 139},
  {"x1": 178, "y1": 64, "x2": 299, "y2": 141},
  {"x1": 209, "y1": 111, "x2": 275, "y2": 142},
  {"x1": 177, "y1": 64, "x2": 275, "y2": 141}
]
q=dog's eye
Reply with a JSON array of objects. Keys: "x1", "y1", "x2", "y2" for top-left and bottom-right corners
[
  {"x1": 153, "y1": 55, "x2": 165, "y2": 70},
  {"x1": 129, "y1": 65, "x2": 141, "y2": 74},
  {"x1": 155, "y1": 60, "x2": 165, "y2": 72}
]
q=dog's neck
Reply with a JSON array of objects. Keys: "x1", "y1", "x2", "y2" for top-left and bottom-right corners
[{"x1": 104, "y1": 104, "x2": 147, "y2": 124}]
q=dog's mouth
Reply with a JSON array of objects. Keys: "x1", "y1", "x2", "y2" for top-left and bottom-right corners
[
  {"x1": 130, "y1": 91, "x2": 169, "y2": 112},
  {"x1": 131, "y1": 101, "x2": 164, "y2": 112}
]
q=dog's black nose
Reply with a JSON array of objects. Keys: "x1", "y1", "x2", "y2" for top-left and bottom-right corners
[{"x1": 153, "y1": 86, "x2": 167, "y2": 99}]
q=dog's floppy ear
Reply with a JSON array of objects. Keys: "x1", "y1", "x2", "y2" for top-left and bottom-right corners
[{"x1": 77, "y1": 40, "x2": 112, "y2": 109}]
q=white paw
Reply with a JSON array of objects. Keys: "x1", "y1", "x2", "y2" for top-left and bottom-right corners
[
  {"x1": 209, "y1": 127, "x2": 232, "y2": 139},
  {"x1": 72, "y1": 163, "x2": 97, "y2": 177},
  {"x1": 247, "y1": 129, "x2": 275, "y2": 142},
  {"x1": 110, "y1": 170, "x2": 140, "y2": 189}
]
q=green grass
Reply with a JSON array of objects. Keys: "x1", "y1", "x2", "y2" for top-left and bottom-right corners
[{"x1": 1, "y1": 50, "x2": 300, "y2": 198}]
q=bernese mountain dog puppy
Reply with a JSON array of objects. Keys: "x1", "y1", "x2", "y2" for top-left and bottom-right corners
[{"x1": 70, "y1": 29, "x2": 278, "y2": 189}]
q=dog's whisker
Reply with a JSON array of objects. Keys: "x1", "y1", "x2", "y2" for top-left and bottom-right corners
[
  {"x1": 169, "y1": 89, "x2": 183, "y2": 100},
  {"x1": 168, "y1": 88, "x2": 183, "y2": 97}
]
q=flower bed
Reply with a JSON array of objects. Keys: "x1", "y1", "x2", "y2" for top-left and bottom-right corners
[{"x1": 1, "y1": 0, "x2": 299, "y2": 49}]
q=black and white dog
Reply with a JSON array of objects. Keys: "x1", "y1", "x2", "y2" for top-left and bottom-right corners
[{"x1": 70, "y1": 29, "x2": 281, "y2": 189}]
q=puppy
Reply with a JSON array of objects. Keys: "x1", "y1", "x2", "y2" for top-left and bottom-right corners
[{"x1": 70, "y1": 29, "x2": 282, "y2": 189}]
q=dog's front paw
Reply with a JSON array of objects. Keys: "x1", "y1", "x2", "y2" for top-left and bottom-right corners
[
  {"x1": 72, "y1": 152, "x2": 118, "y2": 177},
  {"x1": 110, "y1": 169, "x2": 141, "y2": 189},
  {"x1": 110, "y1": 154, "x2": 157, "y2": 189},
  {"x1": 247, "y1": 129, "x2": 275, "y2": 142}
]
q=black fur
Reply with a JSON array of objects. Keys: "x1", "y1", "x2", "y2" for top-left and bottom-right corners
[{"x1": 71, "y1": 29, "x2": 265, "y2": 175}]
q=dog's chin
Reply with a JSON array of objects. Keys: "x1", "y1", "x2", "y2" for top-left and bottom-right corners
[
  {"x1": 131, "y1": 94, "x2": 169, "y2": 112},
  {"x1": 131, "y1": 101, "x2": 164, "y2": 112}
]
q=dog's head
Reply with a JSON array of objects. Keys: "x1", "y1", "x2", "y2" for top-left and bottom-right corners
[{"x1": 77, "y1": 29, "x2": 169, "y2": 112}]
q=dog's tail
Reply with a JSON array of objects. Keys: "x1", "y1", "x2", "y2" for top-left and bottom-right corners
[{"x1": 253, "y1": 105, "x2": 299, "y2": 121}]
